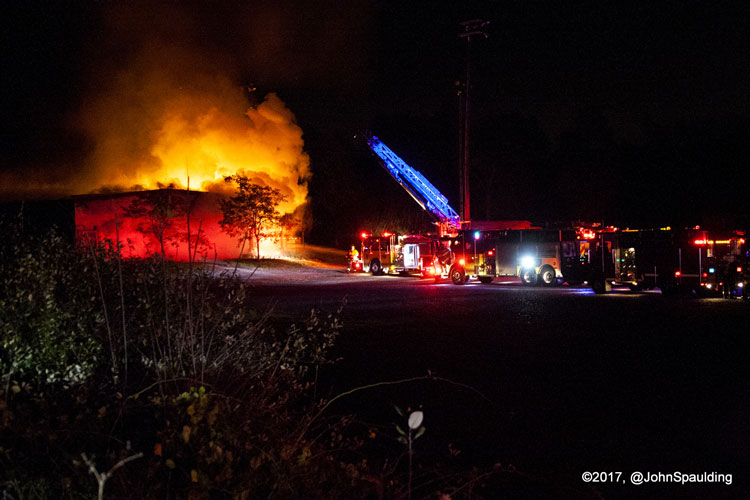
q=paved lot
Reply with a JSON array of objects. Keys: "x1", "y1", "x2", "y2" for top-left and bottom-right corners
[{"x1": 237, "y1": 264, "x2": 749, "y2": 499}]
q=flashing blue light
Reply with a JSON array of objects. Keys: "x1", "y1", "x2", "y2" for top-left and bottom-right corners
[
  {"x1": 709, "y1": 267, "x2": 715, "y2": 274},
  {"x1": 474, "y1": 231, "x2": 480, "y2": 240}
]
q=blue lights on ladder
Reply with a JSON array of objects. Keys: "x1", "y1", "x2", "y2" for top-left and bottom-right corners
[{"x1": 367, "y1": 135, "x2": 460, "y2": 232}]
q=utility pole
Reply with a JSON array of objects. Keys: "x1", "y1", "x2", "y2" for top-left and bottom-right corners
[{"x1": 458, "y1": 19, "x2": 488, "y2": 224}]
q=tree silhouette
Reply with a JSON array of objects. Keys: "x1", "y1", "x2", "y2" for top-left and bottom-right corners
[
  {"x1": 123, "y1": 186, "x2": 186, "y2": 258},
  {"x1": 219, "y1": 175, "x2": 286, "y2": 260}
]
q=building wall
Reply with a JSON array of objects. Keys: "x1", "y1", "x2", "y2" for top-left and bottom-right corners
[{"x1": 74, "y1": 190, "x2": 241, "y2": 261}]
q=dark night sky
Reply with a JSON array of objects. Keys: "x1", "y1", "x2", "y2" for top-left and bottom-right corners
[{"x1": 2, "y1": 1, "x2": 750, "y2": 242}]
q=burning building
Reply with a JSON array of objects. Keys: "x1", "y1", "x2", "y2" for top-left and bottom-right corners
[
  {"x1": 0, "y1": 3, "x2": 313, "y2": 254},
  {"x1": 75, "y1": 189, "x2": 227, "y2": 261},
  {"x1": 73, "y1": 186, "x2": 306, "y2": 261}
]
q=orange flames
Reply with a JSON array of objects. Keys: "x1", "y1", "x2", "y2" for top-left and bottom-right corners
[
  {"x1": 1, "y1": 1, "x2": 312, "y2": 243},
  {"x1": 106, "y1": 92, "x2": 308, "y2": 215},
  {"x1": 0, "y1": 86, "x2": 310, "y2": 221},
  {"x1": 86, "y1": 89, "x2": 310, "y2": 216}
]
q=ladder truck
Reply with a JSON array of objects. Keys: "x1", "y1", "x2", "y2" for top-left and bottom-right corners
[
  {"x1": 364, "y1": 135, "x2": 459, "y2": 277},
  {"x1": 366, "y1": 135, "x2": 461, "y2": 237},
  {"x1": 365, "y1": 135, "x2": 580, "y2": 285}
]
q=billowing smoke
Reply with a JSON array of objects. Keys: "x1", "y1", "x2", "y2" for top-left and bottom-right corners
[
  {"x1": 1, "y1": 2, "x2": 313, "y2": 216},
  {"x1": 80, "y1": 76, "x2": 309, "y2": 214}
]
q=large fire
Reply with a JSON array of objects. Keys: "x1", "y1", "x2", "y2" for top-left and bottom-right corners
[
  {"x1": 70, "y1": 89, "x2": 312, "y2": 260},
  {"x1": 94, "y1": 92, "x2": 309, "y2": 216},
  {"x1": 2, "y1": 2, "x2": 314, "y2": 259}
]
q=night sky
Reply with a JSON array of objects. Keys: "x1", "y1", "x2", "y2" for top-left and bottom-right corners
[{"x1": 2, "y1": 1, "x2": 750, "y2": 244}]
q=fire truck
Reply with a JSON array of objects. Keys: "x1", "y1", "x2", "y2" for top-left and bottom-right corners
[
  {"x1": 358, "y1": 231, "x2": 438, "y2": 275},
  {"x1": 582, "y1": 226, "x2": 748, "y2": 295},
  {"x1": 358, "y1": 231, "x2": 393, "y2": 275},
  {"x1": 365, "y1": 135, "x2": 582, "y2": 284},
  {"x1": 440, "y1": 226, "x2": 580, "y2": 285},
  {"x1": 362, "y1": 135, "x2": 460, "y2": 277},
  {"x1": 363, "y1": 133, "x2": 750, "y2": 294}
]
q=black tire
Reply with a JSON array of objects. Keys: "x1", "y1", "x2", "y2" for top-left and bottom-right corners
[
  {"x1": 369, "y1": 259, "x2": 382, "y2": 275},
  {"x1": 539, "y1": 266, "x2": 556, "y2": 287},
  {"x1": 520, "y1": 268, "x2": 537, "y2": 286},
  {"x1": 450, "y1": 266, "x2": 466, "y2": 285},
  {"x1": 592, "y1": 279, "x2": 606, "y2": 294},
  {"x1": 478, "y1": 276, "x2": 493, "y2": 284}
]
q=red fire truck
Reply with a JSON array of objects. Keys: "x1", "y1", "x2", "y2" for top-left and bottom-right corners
[{"x1": 359, "y1": 232, "x2": 447, "y2": 277}]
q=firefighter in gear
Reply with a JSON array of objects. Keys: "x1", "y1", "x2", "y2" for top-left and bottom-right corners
[
  {"x1": 346, "y1": 245, "x2": 361, "y2": 272},
  {"x1": 436, "y1": 244, "x2": 452, "y2": 275},
  {"x1": 348, "y1": 245, "x2": 359, "y2": 260}
]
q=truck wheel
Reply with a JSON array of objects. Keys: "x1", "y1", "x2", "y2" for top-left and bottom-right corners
[
  {"x1": 450, "y1": 266, "x2": 466, "y2": 285},
  {"x1": 369, "y1": 259, "x2": 382, "y2": 275},
  {"x1": 478, "y1": 276, "x2": 493, "y2": 284},
  {"x1": 521, "y1": 268, "x2": 537, "y2": 286},
  {"x1": 539, "y1": 266, "x2": 556, "y2": 286}
]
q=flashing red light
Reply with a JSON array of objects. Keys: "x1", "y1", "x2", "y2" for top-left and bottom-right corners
[
  {"x1": 382, "y1": 232, "x2": 392, "y2": 238},
  {"x1": 740, "y1": 238, "x2": 746, "y2": 244},
  {"x1": 694, "y1": 239, "x2": 706, "y2": 245},
  {"x1": 360, "y1": 232, "x2": 368, "y2": 239},
  {"x1": 580, "y1": 230, "x2": 597, "y2": 240},
  {"x1": 459, "y1": 258, "x2": 466, "y2": 266},
  {"x1": 702, "y1": 272, "x2": 708, "y2": 278},
  {"x1": 674, "y1": 271, "x2": 681, "y2": 277},
  {"x1": 488, "y1": 250, "x2": 494, "y2": 256},
  {"x1": 738, "y1": 266, "x2": 743, "y2": 273}
]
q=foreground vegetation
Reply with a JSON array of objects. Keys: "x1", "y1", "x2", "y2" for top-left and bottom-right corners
[{"x1": 0, "y1": 221, "x2": 499, "y2": 499}]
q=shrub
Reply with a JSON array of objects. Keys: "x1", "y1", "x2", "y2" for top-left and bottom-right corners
[
  {"x1": 0, "y1": 223, "x2": 101, "y2": 388},
  {"x1": 0, "y1": 220, "x2": 365, "y2": 499},
  {"x1": 0, "y1": 220, "x2": 498, "y2": 499}
]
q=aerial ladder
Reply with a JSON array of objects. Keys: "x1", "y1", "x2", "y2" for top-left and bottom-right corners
[
  {"x1": 364, "y1": 134, "x2": 557, "y2": 285},
  {"x1": 366, "y1": 135, "x2": 460, "y2": 237}
]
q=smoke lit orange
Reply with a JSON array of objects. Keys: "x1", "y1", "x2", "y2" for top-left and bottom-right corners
[{"x1": 90, "y1": 91, "x2": 309, "y2": 216}]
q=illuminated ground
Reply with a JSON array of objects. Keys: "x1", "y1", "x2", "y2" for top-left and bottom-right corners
[{"x1": 237, "y1": 265, "x2": 749, "y2": 499}]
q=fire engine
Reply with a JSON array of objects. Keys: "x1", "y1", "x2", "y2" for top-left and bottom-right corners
[
  {"x1": 362, "y1": 135, "x2": 460, "y2": 277},
  {"x1": 358, "y1": 231, "x2": 450, "y2": 277},
  {"x1": 363, "y1": 133, "x2": 749, "y2": 295},
  {"x1": 581, "y1": 226, "x2": 748, "y2": 295},
  {"x1": 447, "y1": 227, "x2": 581, "y2": 286},
  {"x1": 365, "y1": 135, "x2": 579, "y2": 284}
]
